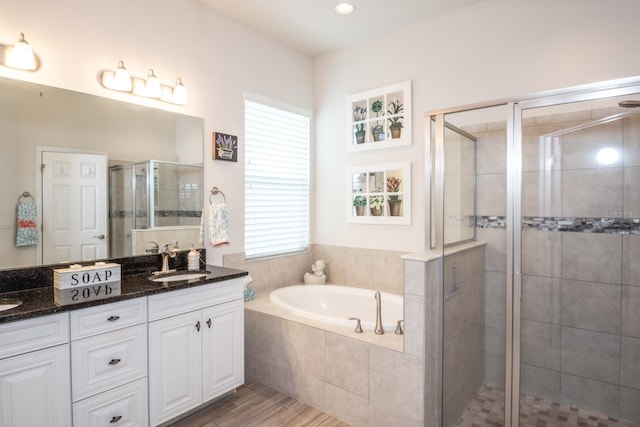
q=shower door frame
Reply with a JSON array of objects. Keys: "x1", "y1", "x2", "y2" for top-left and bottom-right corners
[{"x1": 429, "y1": 75, "x2": 640, "y2": 427}]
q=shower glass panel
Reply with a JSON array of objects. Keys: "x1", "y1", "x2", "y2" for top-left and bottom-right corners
[
  {"x1": 109, "y1": 160, "x2": 203, "y2": 258},
  {"x1": 436, "y1": 105, "x2": 509, "y2": 427},
  {"x1": 517, "y1": 94, "x2": 640, "y2": 425}
]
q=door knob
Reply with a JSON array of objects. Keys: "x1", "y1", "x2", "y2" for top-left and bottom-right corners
[{"x1": 93, "y1": 234, "x2": 105, "y2": 239}]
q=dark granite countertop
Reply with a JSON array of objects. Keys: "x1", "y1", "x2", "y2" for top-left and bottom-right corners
[{"x1": 0, "y1": 264, "x2": 248, "y2": 324}]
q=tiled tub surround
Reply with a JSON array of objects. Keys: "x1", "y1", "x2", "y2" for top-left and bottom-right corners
[
  {"x1": 471, "y1": 108, "x2": 640, "y2": 423},
  {"x1": 223, "y1": 244, "x2": 405, "y2": 295},
  {"x1": 240, "y1": 242, "x2": 485, "y2": 427}
]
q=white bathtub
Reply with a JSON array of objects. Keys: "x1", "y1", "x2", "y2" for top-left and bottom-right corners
[{"x1": 269, "y1": 284, "x2": 403, "y2": 331}]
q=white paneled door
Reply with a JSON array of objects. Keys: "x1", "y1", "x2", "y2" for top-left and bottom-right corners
[{"x1": 42, "y1": 151, "x2": 107, "y2": 264}]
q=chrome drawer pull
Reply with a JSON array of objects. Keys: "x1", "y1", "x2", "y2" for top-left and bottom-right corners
[
  {"x1": 107, "y1": 315, "x2": 120, "y2": 322},
  {"x1": 108, "y1": 358, "x2": 121, "y2": 365},
  {"x1": 206, "y1": 318, "x2": 212, "y2": 328},
  {"x1": 110, "y1": 415, "x2": 122, "y2": 423}
]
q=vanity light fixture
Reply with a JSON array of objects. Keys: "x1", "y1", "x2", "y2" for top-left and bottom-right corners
[
  {"x1": 3, "y1": 33, "x2": 38, "y2": 71},
  {"x1": 111, "y1": 60, "x2": 132, "y2": 91},
  {"x1": 144, "y1": 69, "x2": 161, "y2": 98},
  {"x1": 171, "y1": 77, "x2": 188, "y2": 106},
  {"x1": 335, "y1": 3, "x2": 355, "y2": 15},
  {"x1": 98, "y1": 61, "x2": 188, "y2": 105}
]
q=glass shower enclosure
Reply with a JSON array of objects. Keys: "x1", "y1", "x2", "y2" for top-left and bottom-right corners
[
  {"x1": 109, "y1": 160, "x2": 203, "y2": 258},
  {"x1": 430, "y1": 77, "x2": 640, "y2": 427}
]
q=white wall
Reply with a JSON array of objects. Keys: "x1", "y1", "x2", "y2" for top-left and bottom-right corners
[
  {"x1": 0, "y1": 0, "x2": 313, "y2": 265},
  {"x1": 313, "y1": 0, "x2": 640, "y2": 253},
  {"x1": 4, "y1": 0, "x2": 640, "y2": 264}
]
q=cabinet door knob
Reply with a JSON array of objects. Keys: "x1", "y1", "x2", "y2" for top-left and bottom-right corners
[
  {"x1": 108, "y1": 358, "x2": 121, "y2": 365},
  {"x1": 107, "y1": 315, "x2": 120, "y2": 322},
  {"x1": 196, "y1": 321, "x2": 201, "y2": 332},
  {"x1": 110, "y1": 415, "x2": 122, "y2": 423},
  {"x1": 206, "y1": 318, "x2": 212, "y2": 328}
]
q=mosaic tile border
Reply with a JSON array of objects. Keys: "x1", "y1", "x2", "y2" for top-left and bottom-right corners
[
  {"x1": 110, "y1": 210, "x2": 201, "y2": 218},
  {"x1": 476, "y1": 216, "x2": 640, "y2": 234},
  {"x1": 522, "y1": 216, "x2": 640, "y2": 234}
]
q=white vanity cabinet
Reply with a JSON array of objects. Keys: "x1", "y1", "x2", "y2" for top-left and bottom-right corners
[
  {"x1": 148, "y1": 279, "x2": 244, "y2": 426},
  {"x1": 0, "y1": 313, "x2": 71, "y2": 427},
  {"x1": 70, "y1": 298, "x2": 149, "y2": 427}
]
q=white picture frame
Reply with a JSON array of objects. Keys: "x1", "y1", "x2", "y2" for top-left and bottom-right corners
[
  {"x1": 347, "y1": 162, "x2": 411, "y2": 225},
  {"x1": 347, "y1": 81, "x2": 412, "y2": 152}
]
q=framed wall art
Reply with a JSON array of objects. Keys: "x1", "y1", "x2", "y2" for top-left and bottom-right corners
[
  {"x1": 347, "y1": 161, "x2": 411, "y2": 225},
  {"x1": 213, "y1": 132, "x2": 238, "y2": 162},
  {"x1": 347, "y1": 81, "x2": 412, "y2": 152}
]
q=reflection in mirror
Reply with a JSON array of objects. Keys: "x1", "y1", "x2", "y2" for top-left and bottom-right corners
[
  {"x1": 110, "y1": 160, "x2": 203, "y2": 258},
  {"x1": 0, "y1": 76, "x2": 203, "y2": 269}
]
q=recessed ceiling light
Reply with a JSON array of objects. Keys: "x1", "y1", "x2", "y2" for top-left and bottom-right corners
[{"x1": 335, "y1": 3, "x2": 355, "y2": 15}]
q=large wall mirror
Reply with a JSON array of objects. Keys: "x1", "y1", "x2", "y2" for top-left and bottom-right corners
[{"x1": 0, "y1": 76, "x2": 204, "y2": 270}]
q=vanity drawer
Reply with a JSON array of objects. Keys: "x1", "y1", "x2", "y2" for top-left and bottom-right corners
[
  {"x1": 71, "y1": 324, "x2": 147, "y2": 401},
  {"x1": 148, "y1": 278, "x2": 243, "y2": 321},
  {"x1": 70, "y1": 298, "x2": 147, "y2": 339},
  {"x1": 73, "y1": 377, "x2": 148, "y2": 427},
  {"x1": 0, "y1": 312, "x2": 69, "y2": 359}
]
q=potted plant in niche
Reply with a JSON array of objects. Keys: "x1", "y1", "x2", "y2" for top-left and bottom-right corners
[
  {"x1": 387, "y1": 100, "x2": 404, "y2": 139},
  {"x1": 369, "y1": 192, "x2": 384, "y2": 216},
  {"x1": 353, "y1": 191, "x2": 366, "y2": 216},
  {"x1": 386, "y1": 176, "x2": 402, "y2": 216},
  {"x1": 353, "y1": 105, "x2": 367, "y2": 144},
  {"x1": 371, "y1": 98, "x2": 385, "y2": 141}
]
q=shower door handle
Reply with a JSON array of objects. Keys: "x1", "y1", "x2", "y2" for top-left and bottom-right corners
[{"x1": 93, "y1": 234, "x2": 105, "y2": 240}]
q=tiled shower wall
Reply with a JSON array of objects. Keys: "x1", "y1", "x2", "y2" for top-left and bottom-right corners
[
  {"x1": 442, "y1": 244, "x2": 486, "y2": 427},
  {"x1": 472, "y1": 109, "x2": 640, "y2": 422}
]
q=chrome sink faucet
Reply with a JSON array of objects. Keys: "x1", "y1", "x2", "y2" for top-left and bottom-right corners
[
  {"x1": 160, "y1": 243, "x2": 177, "y2": 273},
  {"x1": 374, "y1": 291, "x2": 384, "y2": 335}
]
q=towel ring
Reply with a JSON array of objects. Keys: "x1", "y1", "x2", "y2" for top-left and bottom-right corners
[
  {"x1": 209, "y1": 186, "x2": 226, "y2": 204},
  {"x1": 20, "y1": 191, "x2": 35, "y2": 204}
]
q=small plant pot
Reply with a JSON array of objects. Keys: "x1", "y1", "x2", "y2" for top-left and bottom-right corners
[
  {"x1": 370, "y1": 207, "x2": 383, "y2": 216},
  {"x1": 373, "y1": 131, "x2": 385, "y2": 142},
  {"x1": 355, "y1": 130, "x2": 366, "y2": 144},
  {"x1": 355, "y1": 206, "x2": 365, "y2": 216},
  {"x1": 388, "y1": 200, "x2": 402, "y2": 216},
  {"x1": 390, "y1": 127, "x2": 402, "y2": 139}
]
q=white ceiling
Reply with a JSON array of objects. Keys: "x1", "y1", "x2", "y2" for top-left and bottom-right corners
[{"x1": 198, "y1": 0, "x2": 485, "y2": 57}]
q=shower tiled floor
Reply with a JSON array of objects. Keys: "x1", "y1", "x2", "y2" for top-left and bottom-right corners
[{"x1": 455, "y1": 385, "x2": 640, "y2": 427}]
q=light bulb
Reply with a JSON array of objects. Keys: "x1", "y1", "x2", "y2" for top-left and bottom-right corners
[
  {"x1": 112, "y1": 60, "x2": 132, "y2": 91},
  {"x1": 145, "y1": 69, "x2": 161, "y2": 98},
  {"x1": 172, "y1": 77, "x2": 188, "y2": 105},
  {"x1": 335, "y1": 3, "x2": 355, "y2": 15},
  {"x1": 5, "y1": 33, "x2": 36, "y2": 71}
]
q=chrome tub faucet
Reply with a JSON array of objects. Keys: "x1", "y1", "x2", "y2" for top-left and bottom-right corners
[{"x1": 374, "y1": 291, "x2": 384, "y2": 335}]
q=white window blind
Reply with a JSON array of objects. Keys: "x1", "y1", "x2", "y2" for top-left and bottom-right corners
[{"x1": 244, "y1": 98, "x2": 310, "y2": 259}]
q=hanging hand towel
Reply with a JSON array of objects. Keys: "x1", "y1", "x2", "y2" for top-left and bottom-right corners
[
  {"x1": 209, "y1": 202, "x2": 230, "y2": 246},
  {"x1": 198, "y1": 209, "x2": 205, "y2": 245},
  {"x1": 16, "y1": 200, "x2": 39, "y2": 247}
]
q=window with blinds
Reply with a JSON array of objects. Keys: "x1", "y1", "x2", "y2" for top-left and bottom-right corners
[{"x1": 244, "y1": 97, "x2": 310, "y2": 259}]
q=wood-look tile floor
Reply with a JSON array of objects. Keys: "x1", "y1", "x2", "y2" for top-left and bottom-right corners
[{"x1": 169, "y1": 378, "x2": 352, "y2": 427}]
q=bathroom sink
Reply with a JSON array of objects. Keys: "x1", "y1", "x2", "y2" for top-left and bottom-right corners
[
  {"x1": 0, "y1": 298, "x2": 22, "y2": 312},
  {"x1": 150, "y1": 272, "x2": 210, "y2": 283}
]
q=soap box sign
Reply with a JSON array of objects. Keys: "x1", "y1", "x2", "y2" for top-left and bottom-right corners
[
  {"x1": 54, "y1": 282, "x2": 121, "y2": 306},
  {"x1": 53, "y1": 263, "x2": 121, "y2": 290}
]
